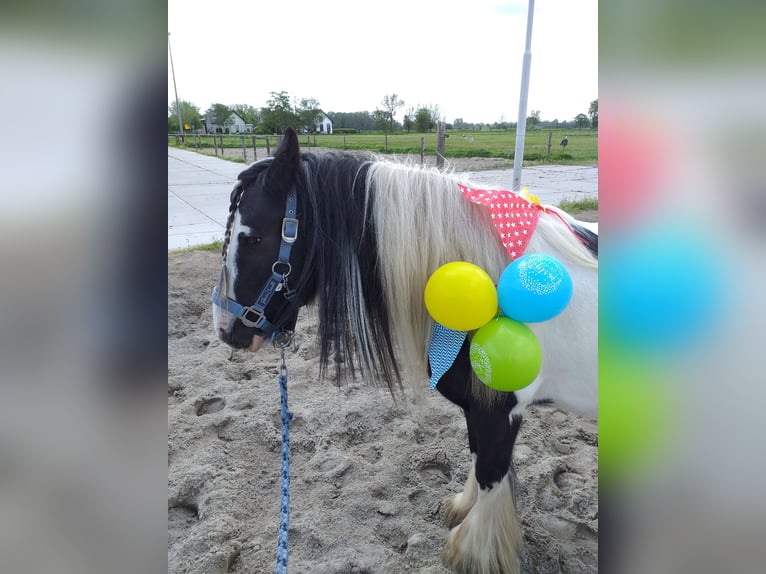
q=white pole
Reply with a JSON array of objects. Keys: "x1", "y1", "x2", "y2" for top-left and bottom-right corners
[
  {"x1": 168, "y1": 32, "x2": 185, "y2": 142},
  {"x1": 512, "y1": 0, "x2": 535, "y2": 191}
]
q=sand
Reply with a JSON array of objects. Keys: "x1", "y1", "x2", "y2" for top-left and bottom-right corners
[{"x1": 168, "y1": 249, "x2": 597, "y2": 573}]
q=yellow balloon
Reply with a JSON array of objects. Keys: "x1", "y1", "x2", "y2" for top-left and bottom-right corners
[{"x1": 424, "y1": 262, "x2": 498, "y2": 331}]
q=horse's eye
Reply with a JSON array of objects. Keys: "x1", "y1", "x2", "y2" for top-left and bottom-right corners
[{"x1": 245, "y1": 235, "x2": 262, "y2": 247}]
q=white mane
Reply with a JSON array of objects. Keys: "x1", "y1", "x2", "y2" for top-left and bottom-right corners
[{"x1": 367, "y1": 160, "x2": 598, "y2": 414}]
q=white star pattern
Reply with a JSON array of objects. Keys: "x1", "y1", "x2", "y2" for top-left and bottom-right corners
[{"x1": 458, "y1": 183, "x2": 541, "y2": 261}]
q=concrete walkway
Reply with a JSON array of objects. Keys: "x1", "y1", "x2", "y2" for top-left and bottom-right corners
[
  {"x1": 168, "y1": 148, "x2": 597, "y2": 250},
  {"x1": 168, "y1": 148, "x2": 245, "y2": 250}
]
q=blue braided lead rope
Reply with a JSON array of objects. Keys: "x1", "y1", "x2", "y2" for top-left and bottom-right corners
[{"x1": 275, "y1": 343, "x2": 293, "y2": 574}]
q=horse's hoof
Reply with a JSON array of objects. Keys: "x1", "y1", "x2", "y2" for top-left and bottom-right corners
[
  {"x1": 442, "y1": 522, "x2": 521, "y2": 574},
  {"x1": 442, "y1": 492, "x2": 474, "y2": 528},
  {"x1": 441, "y1": 480, "x2": 522, "y2": 574}
]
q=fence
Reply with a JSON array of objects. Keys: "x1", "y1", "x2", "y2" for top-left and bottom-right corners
[
  {"x1": 167, "y1": 127, "x2": 597, "y2": 165},
  {"x1": 169, "y1": 133, "x2": 286, "y2": 163}
]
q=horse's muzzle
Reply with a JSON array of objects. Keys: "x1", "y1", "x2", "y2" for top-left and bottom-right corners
[{"x1": 214, "y1": 303, "x2": 266, "y2": 352}]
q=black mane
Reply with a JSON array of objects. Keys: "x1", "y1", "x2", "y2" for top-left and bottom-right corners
[
  {"x1": 242, "y1": 152, "x2": 402, "y2": 394},
  {"x1": 571, "y1": 223, "x2": 598, "y2": 258}
]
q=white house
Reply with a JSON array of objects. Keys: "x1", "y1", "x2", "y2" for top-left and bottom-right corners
[
  {"x1": 205, "y1": 110, "x2": 253, "y2": 134},
  {"x1": 315, "y1": 112, "x2": 333, "y2": 134},
  {"x1": 228, "y1": 111, "x2": 253, "y2": 134}
]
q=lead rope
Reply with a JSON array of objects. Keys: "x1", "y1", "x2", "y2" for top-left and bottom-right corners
[{"x1": 274, "y1": 333, "x2": 293, "y2": 574}]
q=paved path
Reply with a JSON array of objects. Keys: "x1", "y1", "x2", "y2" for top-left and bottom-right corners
[
  {"x1": 168, "y1": 148, "x2": 597, "y2": 250},
  {"x1": 464, "y1": 164, "x2": 597, "y2": 206},
  {"x1": 168, "y1": 148, "x2": 244, "y2": 250}
]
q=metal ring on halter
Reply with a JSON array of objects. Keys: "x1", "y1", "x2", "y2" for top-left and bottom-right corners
[
  {"x1": 272, "y1": 261, "x2": 291, "y2": 276},
  {"x1": 272, "y1": 329, "x2": 294, "y2": 349}
]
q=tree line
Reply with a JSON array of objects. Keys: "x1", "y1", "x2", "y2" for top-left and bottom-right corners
[{"x1": 168, "y1": 92, "x2": 597, "y2": 134}]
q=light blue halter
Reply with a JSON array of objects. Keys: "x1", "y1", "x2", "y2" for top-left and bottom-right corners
[{"x1": 211, "y1": 186, "x2": 299, "y2": 338}]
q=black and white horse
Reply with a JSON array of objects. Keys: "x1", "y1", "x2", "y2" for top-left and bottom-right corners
[{"x1": 213, "y1": 128, "x2": 597, "y2": 573}]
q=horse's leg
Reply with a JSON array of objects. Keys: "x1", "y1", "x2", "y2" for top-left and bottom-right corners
[
  {"x1": 435, "y1": 341, "x2": 524, "y2": 573},
  {"x1": 434, "y1": 339, "x2": 479, "y2": 528},
  {"x1": 439, "y1": 345, "x2": 524, "y2": 574}
]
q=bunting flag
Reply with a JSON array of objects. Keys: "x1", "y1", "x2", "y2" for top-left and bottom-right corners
[
  {"x1": 458, "y1": 183, "x2": 540, "y2": 260},
  {"x1": 428, "y1": 323, "x2": 467, "y2": 391}
]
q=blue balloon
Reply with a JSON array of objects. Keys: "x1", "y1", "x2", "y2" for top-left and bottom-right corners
[{"x1": 497, "y1": 254, "x2": 573, "y2": 322}]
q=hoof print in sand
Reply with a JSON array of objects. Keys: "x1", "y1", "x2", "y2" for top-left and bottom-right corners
[
  {"x1": 196, "y1": 397, "x2": 225, "y2": 416},
  {"x1": 414, "y1": 452, "x2": 452, "y2": 488}
]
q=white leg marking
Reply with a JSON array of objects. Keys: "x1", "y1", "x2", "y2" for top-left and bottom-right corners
[
  {"x1": 443, "y1": 454, "x2": 479, "y2": 528},
  {"x1": 443, "y1": 477, "x2": 522, "y2": 574}
]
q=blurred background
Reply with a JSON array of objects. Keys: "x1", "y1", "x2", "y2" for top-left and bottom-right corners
[
  {"x1": 0, "y1": 3, "x2": 167, "y2": 573},
  {"x1": 1, "y1": 1, "x2": 765, "y2": 573},
  {"x1": 599, "y1": 1, "x2": 766, "y2": 573}
]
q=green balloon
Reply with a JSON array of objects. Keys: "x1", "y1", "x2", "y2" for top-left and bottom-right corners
[{"x1": 469, "y1": 318, "x2": 542, "y2": 392}]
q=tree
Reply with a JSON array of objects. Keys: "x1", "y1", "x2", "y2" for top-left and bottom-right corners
[
  {"x1": 207, "y1": 103, "x2": 232, "y2": 127},
  {"x1": 414, "y1": 107, "x2": 433, "y2": 132},
  {"x1": 329, "y1": 111, "x2": 375, "y2": 132},
  {"x1": 588, "y1": 99, "x2": 598, "y2": 130},
  {"x1": 574, "y1": 113, "x2": 590, "y2": 128},
  {"x1": 168, "y1": 100, "x2": 202, "y2": 132},
  {"x1": 381, "y1": 94, "x2": 405, "y2": 132},
  {"x1": 402, "y1": 113, "x2": 414, "y2": 133},
  {"x1": 453, "y1": 118, "x2": 465, "y2": 130},
  {"x1": 526, "y1": 109, "x2": 541, "y2": 130},
  {"x1": 296, "y1": 97, "x2": 322, "y2": 133},
  {"x1": 260, "y1": 91, "x2": 299, "y2": 134},
  {"x1": 372, "y1": 109, "x2": 389, "y2": 131}
]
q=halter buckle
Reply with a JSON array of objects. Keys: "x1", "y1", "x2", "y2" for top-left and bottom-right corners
[
  {"x1": 241, "y1": 306, "x2": 267, "y2": 329},
  {"x1": 282, "y1": 218, "x2": 299, "y2": 244}
]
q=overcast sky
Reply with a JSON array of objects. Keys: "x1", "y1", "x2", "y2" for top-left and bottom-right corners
[{"x1": 168, "y1": 0, "x2": 597, "y2": 124}]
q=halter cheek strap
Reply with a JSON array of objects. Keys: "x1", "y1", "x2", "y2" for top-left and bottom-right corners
[{"x1": 212, "y1": 187, "x2": 299, "y2": 337}]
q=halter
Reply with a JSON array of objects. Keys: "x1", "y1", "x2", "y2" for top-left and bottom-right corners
[{"x1": 211, "y1": 186, "x2": 299, "y2": 339}]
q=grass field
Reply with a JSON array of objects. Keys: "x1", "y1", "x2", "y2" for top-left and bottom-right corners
[{"x1": 169, "y1": 128, "x2": 597, "y2": 164}]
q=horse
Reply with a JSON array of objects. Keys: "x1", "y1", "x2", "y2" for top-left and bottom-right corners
[{"x1": 212, "y1": 127, "x2": 598, "y2": 574}]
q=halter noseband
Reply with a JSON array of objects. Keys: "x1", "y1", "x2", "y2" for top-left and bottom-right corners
[{"x1": 211, "y1": 186, "x2": 299, "y2": 339}]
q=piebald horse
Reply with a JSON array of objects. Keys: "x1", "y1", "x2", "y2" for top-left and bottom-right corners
[{"x1": 213, "y1": 128, "x2": 597, "y2": 573}]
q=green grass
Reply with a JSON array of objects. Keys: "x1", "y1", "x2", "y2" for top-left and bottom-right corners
[
  {"x1": 557, "y1": 197, "x2": 598, "y2": 214},
  {"x1": 168, "y1": 128, "x2": 597, "y2": 165},
  {"x1": 169, "y1": 239, "x2": 223, "y2": 255}
]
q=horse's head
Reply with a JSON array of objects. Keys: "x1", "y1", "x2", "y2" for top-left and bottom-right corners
[{"x1": 212, "y1": 127, "x2": 311, "y2": 352}]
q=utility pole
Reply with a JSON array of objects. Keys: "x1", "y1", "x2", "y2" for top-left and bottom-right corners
[
  {"x1": 168, "y1": 32, "x2": 185, "y2": 143},
  {"x1": 512, "y1": 0, "x2": 535, "y2": 191}
]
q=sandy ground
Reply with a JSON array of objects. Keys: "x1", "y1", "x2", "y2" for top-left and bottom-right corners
[{"x1": 168, "y1": 243, "x2": 597, "y2": 572}]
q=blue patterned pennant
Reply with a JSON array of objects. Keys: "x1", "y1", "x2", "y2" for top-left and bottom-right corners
[{"x1": 428, "y1": 323, "x2": 468, "y2": 390}]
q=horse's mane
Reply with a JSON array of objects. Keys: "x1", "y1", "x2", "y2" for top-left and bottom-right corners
[
  {"x1": 297, "y1": 153, "x2": 598, "y2": 399},
  {"x1": 298, "y1": 152, "x2": 403, "y2": 395}
]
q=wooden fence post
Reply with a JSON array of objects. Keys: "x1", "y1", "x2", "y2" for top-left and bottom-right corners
[
  {"x1": 385, "y1": 133, "x2": 388, "y2": 152},
  {"x1": 213, "y1": 133, "x2": 218, "y2": 156},
  {"x1": 343, "y1": 134, "x2": 346, "y2": 149},
  {"x1": 252, "y1": 135, "x2": 257, "y2": 160},
  {"x1": 436, "y1": 122, "x2": 447, "y2": 169},
  {"x1": 547, "y1": 131, "x2": 552, "y2": 157},
  {"x1": 313, "y1": 135, "x2": 316, "y2": 146},
  {"x1": 420, "y1": 137, "x2": 425, "y2": 165},
  {"x1": 195, "y1": 134, "x2": 200, "y2": 151},
  {"x1": 266, "y1": 136, "x2": 271, "y2": 156},
  {"x1": 241, "y1": 135, "x2": 247, "y2": 162}
]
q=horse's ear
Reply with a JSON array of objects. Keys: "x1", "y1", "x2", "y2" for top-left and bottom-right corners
[{"x1": 271, "y1": 127, "x2": 301, "y2": 179}]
